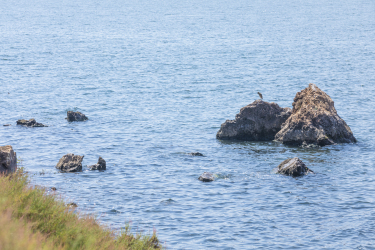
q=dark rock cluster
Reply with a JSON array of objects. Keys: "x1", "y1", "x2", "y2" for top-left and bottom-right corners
[
  {"x1": 17, "y1": 118, "x2": 48, "y2": 127},
  {"x1": 217, "y1": 84, "x2": 356, "y2": 147}
]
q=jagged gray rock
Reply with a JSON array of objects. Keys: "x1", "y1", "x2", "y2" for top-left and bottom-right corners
[
  {"x1": 16, "y1": 119, "x2": 47, "y2": 127},
  {"x1": 0, "y1": 145, "x2": 17, "y2": 175},
  {"x1": 55, "y1": 153, "x2": 84, "y2": 172},
  {"x1": 88, "y1": 157, "x2": 106, "y2": 171},
  {"x1": 217, "y1": 100, "x2": 291, "y2": 141},
  {"x1": 275, "y1": 84, "x2": 357, "y2": 146},
  {"x1": 277, "y1": 157, "x2": 313, "y2": 177},
  {"x1": 198, "y1": 172, "x2": 215, "y2": 182},
  {"x1": 66, "y1": 111, "x2": 88, "y2": 122}
]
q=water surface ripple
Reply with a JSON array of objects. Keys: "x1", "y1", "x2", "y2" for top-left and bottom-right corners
[{"x1": 1, "y1": 0, "x2": 375, "y2": 249}]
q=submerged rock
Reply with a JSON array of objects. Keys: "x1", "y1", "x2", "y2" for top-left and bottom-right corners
[
  {"x1": 277, "y1": 157, "x2": 313, "y2": 177},
  {"x1": 198, "y1": 172, "x2": 215, "y2": 182},
  {"x1": 67, "y1": 202, "x2": 78, "y2": 208},
  {"x1": 275, "y1": 84, "x2": 357, "y2": 146},
  {"x1": 3, "y1": 124, "x2": 11, "y2": 126},
  {"x1": 66, "y1": 111, "x2": 88, "y2": 122},
  {"x1": 217, "y1": 100, "x2": 291, "y2": 141},
  {"x1": 16, "y1": 119, "x2": 48, "y2": 127},
  {"x1": 188, "y1": 152, "x2": 204, "y2": 156},
  {"x1": 55, "y1": 153, "x2": 84, "y2": 172},
  {"x1": 0, "y1": 145, "x2": 17, "y2": 175},
  {"x1": 88, "y1": 157, "x2": 106, "y2": 171}
]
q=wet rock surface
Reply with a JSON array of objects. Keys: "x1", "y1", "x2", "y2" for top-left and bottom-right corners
[
  {"x1": 189, "y1": 152, "x2": 204, "y2": 156},
  {"x1": 66, "y1": 111, "x2": 88, "y2": 122},
  {"x1": 217, "y1": 100, "x2": 291, "y2": 141},
  {"x1": 88, "y1": 156, "x2": 106, "y2": 171},
  {"x1": 277, "y1": 157, "x2": 313, "y2": 177},
  {"x1": 55, "y1": 153, "x2": 84, "y2": 172},
  {"x1": 0, "y1": 145, "x2": 17, "y2": 175},
  {"x1": 275, "y1": 84, "x2": 356, "y2": 146},
  {"x1": 16, "y1": 118, "x2": 48, "y2": 127},
  {"x1": 198, "y1": 172, "x2": 215, "y2": 182}
]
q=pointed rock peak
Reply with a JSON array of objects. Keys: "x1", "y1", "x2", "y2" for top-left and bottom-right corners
[{"x1": 275, "y1": 84, "x2": 356, "y2": 146}]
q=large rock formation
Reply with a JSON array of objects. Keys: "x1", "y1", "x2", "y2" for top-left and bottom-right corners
[
  {"x1": 88, "y1": 157, "x2": 106, "y2": 171},
  {"x1": 66, "y1": 111, "x2": 88, "y2": 122},
  {"x1": 16, "y1": 119, "x2": 47, "y2": 127},
  {"x1": 276, "y1": 157, "x2": 313, "y2": 177},
  {"x1": 275, "y1": 84, "x2": 356, "y2": 146},
  {"x1": 217, "y1": 100, "x2": 292, "y2": 141},
  {"x1": 0, "y1": 145, "x2": 17, "y2": 175},
  {"x1": 55, "y1": 154, "x2": 84, "y2": 172}
]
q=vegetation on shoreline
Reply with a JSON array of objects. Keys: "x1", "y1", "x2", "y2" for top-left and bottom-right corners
[{"x1": 0, "y1": 169, "x2": 161, "y2": 250}]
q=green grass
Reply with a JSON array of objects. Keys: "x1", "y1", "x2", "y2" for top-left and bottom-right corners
[{"x1": 0, "y1": 169, "x2": 161, "y2": 250}]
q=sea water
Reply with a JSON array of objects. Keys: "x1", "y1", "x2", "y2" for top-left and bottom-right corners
[{"x1": 1, "y1": 0, "x2": 375, "y2": 248}]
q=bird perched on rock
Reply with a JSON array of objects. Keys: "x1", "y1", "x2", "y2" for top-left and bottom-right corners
[{"x1": 257, "y1": 92, "x2": 263, "y2": 100}]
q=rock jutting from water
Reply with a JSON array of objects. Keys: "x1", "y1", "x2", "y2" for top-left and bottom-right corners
[
  {"x1": 277, "y1": 157, "x2": 313, "y2": 177},
  {"x1": 16, "y1": 118, "x2": 48, "y2": 127},
  {"x1": 55, "y1": 153, "x2": 84, "y2": 172},
  {"x1": 66, "y1": 111, "x2": 88, "y2": 122},
  {"x1": 88, "y1": 156, "x2": 106, "y2": 171},
  {"x1": 275, "y1": 83, "x2": 357, "y2": 146},
  {"x1": 189, "y1": 152, "x2": 204, "y2": 156},
  {"x1": 198, "y1": 172, "x2": 215, "y2": 182},
  {"x1": 0, "y1": 145, "x2": 17, "y2": 175},
  {"x1": 216, "y1": 100, "x2": 292, "y2": 141}
]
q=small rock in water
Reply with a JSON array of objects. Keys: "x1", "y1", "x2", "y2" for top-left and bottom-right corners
[
  {"x1": 276, "y1": 157, "x2": 313, "y2": 177},
  {"x1": 16, "y1": 118, "x2": 48, "y2": 127},
  {"x1": 55, "y1": 153, "x2": 84, "y2": 172},
  {"x1": 189, "y1": 152, "x2": 204, "y2": 156},
  {"x1": 198, "y1": 172, "x2": 215, "y2": 182},
  {"x1": 51, "y1": 187, "x2": 57, "y2": 191},
  {"x1": 3, "y1": 124, "x2": 11, "y2": 126},
  {"x1": 88, "y1": 156, "x2": 106, "y2": 171},
  {"x1": 66, "y1": 111, "x2": 88, "y2": 122},
  {"x1": 67, "y1": 202, "x2": 78, "y2": 208}
]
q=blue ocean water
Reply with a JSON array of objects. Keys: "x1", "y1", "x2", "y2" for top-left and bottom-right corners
[{"x1": 1, "y1": 0, "x2": 375, "y2": 248}]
